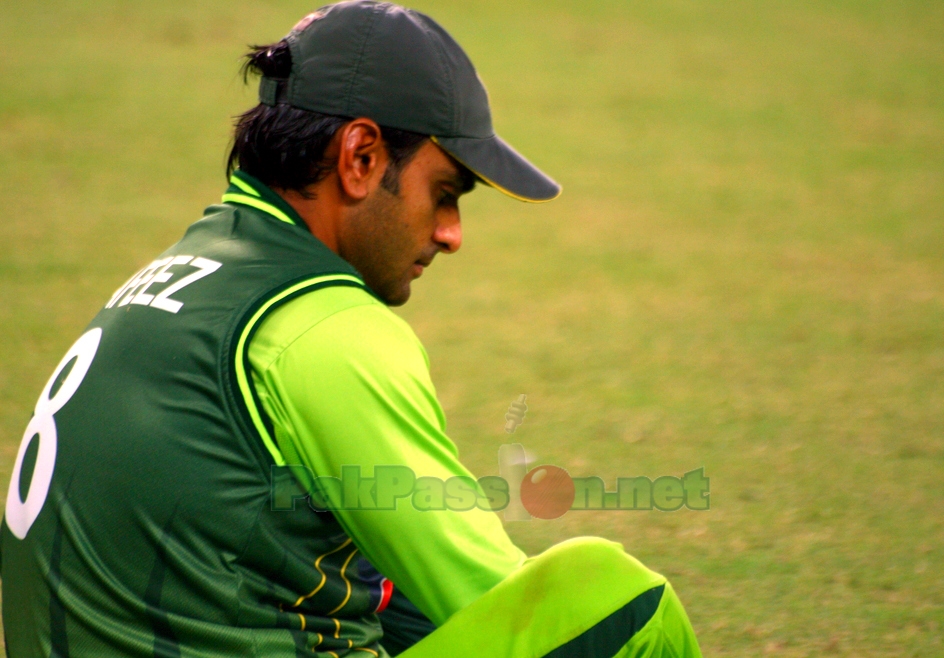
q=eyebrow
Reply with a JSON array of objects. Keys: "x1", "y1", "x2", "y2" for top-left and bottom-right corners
[
  {"x1": 437, "y1": 151, "x2": 478, "y2": 194},
  {"x1": 441, "y1": 165, "x2": 477, "y2": 194},
  {"x1": 457, "y1": 164, "x2": 478, "y2": 193}
]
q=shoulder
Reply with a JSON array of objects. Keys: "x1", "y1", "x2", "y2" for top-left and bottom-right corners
[{"x1": 250, "y1": 284, "x2": 428, "y2": 375}]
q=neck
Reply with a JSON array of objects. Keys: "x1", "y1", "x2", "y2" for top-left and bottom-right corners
[{"x1": 273, "y1": 184, "x2": 342, "y2": 254}]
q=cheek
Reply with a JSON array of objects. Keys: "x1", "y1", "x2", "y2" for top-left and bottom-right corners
[
  {"x1": 345, "y1": 195, "x2": 409, "y2": 275},
  {"x1": 398, "y1": 201, "x2": 437, "y2": 248},
  {"x1": 377, "y1": 202, "x2": 422, "y2": 271}
]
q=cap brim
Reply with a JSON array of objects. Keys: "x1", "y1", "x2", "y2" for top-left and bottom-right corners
[{"x1": 431, "y1": 135, "x2": 561, "y2": 203}]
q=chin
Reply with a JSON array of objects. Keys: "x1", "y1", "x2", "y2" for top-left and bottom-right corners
[{"x1": 379, "y1": 283, "x2": 412, "y2": 307}]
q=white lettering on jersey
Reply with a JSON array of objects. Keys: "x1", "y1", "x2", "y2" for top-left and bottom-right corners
[{"x1": 105, "y1": 256, "x2": 222, "y2": 314}]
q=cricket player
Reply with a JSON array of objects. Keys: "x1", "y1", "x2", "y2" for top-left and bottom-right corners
[{"x1": 1, "y1": 2, "x2": 702, "y2": 656}]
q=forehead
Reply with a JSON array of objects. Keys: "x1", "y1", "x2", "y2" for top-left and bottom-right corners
[
  {"x1": 410, "y1": 140, "x2": 457, "y2": 173},
  {"x1": 407, "y1": 141, "x2": 476, "y2": 192}
]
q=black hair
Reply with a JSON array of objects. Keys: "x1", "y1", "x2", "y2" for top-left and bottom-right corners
[{"x1": 227, "y1": 41, "x2": 429, "y2": 196}]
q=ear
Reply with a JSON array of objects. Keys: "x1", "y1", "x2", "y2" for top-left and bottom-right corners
[{"x1": 336, "y1": 118, "x2": 387, "y2": 201}]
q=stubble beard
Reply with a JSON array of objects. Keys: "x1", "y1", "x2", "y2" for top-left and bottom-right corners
[{"x1": 342, "y1": 187, "x2": 416, "y2": 307}]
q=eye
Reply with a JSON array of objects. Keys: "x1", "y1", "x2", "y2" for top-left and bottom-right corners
[{"x1": 438, "y1": 189, "x2": 459, "y2": 207}]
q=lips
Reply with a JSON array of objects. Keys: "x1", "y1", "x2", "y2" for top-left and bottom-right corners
[
  {"x1": 413, "y1": 255, "x2": 434, "y2": 277},
  {"x1": 411, "y1": 250, "x2": 436, "y2": 279}
]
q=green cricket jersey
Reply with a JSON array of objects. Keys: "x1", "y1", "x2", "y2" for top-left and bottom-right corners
[{"x1": 1, "y1": 171, "x2": 524, "y2": 657}]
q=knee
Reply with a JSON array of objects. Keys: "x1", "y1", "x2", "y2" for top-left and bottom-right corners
[{"x1": 526, "y1": 536, "x2": 666, "y2": 597}]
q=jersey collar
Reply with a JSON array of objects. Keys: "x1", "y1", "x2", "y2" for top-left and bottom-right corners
[{"x1": 222, "y1": 171, "x2": 309, "y2": 231}]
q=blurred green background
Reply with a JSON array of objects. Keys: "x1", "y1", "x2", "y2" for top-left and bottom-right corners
[{"x1": 1, "y1": 0, "x2": 942, "y2": 655}]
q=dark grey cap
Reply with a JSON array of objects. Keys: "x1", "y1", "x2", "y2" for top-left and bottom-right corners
[{"x1": 260, "y1": 1, "x2": 561, "y2": 202}]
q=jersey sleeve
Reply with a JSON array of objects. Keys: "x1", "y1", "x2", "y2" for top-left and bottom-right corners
[{"x1": 248, "y1": 290, "x2": 526, "y2": 627}]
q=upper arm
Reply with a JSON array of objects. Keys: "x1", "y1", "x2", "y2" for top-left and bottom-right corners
[{"x1": 249, "y1": 293, "x2": 524, "y2": 625}]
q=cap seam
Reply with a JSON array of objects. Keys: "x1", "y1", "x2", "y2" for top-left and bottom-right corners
[
  {"x1": 414, "y1": 14, "x2": 456, "y2": 136},
  {"x1": 286, "y1": 32, "x2": 302, "y2": 107},
  {"x1": 344, "y1": 3, "x2": 383, "y2": 117}
]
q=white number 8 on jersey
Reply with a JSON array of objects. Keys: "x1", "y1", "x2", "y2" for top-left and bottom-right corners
[{"x1": 5, "y1": 328, "x2": 102, "y2": 539}]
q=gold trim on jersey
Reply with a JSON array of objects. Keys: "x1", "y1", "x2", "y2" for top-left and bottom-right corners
[{"x1": 290, "y1": 537, "x2": 354, "y2": 608}]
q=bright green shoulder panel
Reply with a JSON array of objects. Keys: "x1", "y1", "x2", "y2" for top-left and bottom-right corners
[
  {"x1": 249, "y1": 284, "x2": 428, "y2": 375},
  {"x1": 248, "y1": 287, "x2": 450, "y2": 466}
]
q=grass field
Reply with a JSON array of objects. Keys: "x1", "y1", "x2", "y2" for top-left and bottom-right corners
[{"x1": 1, "y1": 0, "x2": 942, "y2": 655}]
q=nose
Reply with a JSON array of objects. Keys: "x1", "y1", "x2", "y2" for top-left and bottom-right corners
[{"x1": 434, "y1": 208, "x2": 462, "y2": 254}]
